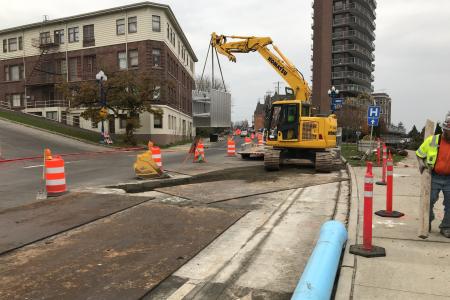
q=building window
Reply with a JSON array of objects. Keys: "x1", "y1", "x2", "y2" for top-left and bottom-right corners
[
  {"x1": 18, "y1": 37, "x2": 23, "y2": 50},
  {"x1": 73, "y1": 115, "x2": 80, "y2": 127},
  {"x1": 152, "y1": 15, "x2": 161, "y2": 32},
  {"x1": 128, "y1": 16, "x2": 137, "y2": 33},
  {"x1": 5, "y1": 65, "x2": 24, "y2": 81},
  {"x1": 46, "y1": 111, "x2": 57, "y2": 121},
  {"x1": 68, "y1": 57, "x2": 81, "y2": 81},
  {"x1": 56, "y1": 59, "x2": 67, "y2": 75},
  {"x1": 11, "y1": 94, "x2": 22, "y2": 107},
  {"x1": 61, "y1": 112, "x2": 67, "y2": 124},
  {"x1": 129, "y1": 50, "x2": 138, "y2": 67},
  {"x1": 152, "y1": 49, "x2": 161, "y2": 67},
  {"x1": 8, "y1": 38, "x2": 17, "y2": 51},
  {"x1": 68, "y1": 27, "x2": 79, "y2": 43},
  {"x1": 153, "y1": 86, "x2": 161, "y2": 100},
  {"x1": 119, "y1": 115, "x2": 127, "y2": 129},
  {"x1": 169, "y1": 28, "x2": 175, "y2": 45},
  {"x1": 118, "y1": 51, "x2": 127, "y2": 70},
  {"x1": 83, "y1": 25, "x2": 95, "y2": 47},
  {"x1": 39, "y1": 32, "x2": 51, "y2": 45},
  {"x1": 84, "y1": 55, "x2": 96, "y2": 77},
  {"x1": 154, "y1": 114, "x2": 162, "y2": 129},
  {"x1": 2, "y1": 39, "x2": 6, "y2": 53},
  {"x1": 54, "y1": 30, "x2": 64, "y2": 44},
  {"x1": 116, "y1": 19, "x2": 125, "y2": 35},
  {"x1": 167, "y1": 24, "x2": 169, "y2": 39}
]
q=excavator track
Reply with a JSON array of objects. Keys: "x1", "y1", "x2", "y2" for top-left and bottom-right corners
[
  {"x1": 315, "y1": 152, "x2": 335, "y2": 173},
  {"x1": 264, "y1": 149, "x2": 281, "y2": 171}
]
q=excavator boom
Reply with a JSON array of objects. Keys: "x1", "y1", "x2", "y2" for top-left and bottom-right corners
[{"x1": 211, "y1": 33, "x2": 311, "y2": 101}]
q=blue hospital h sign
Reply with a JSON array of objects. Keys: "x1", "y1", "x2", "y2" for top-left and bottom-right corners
[{"x1": 368, "y1": 106, "x2": 381, "y2": 118}]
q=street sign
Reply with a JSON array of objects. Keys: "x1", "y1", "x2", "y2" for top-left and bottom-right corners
[
  {"x1": 332, "y1": 98, "x2": 344, "y2": 105},
  {"x1": 368, "y1": 117, "x2": 379, "y2": 127},
  {"x1": 367, "y1": 106, "x2": 381, "y2": 119},
  {"x1": 99, "y1": 107, "x2": 108, "y2": 119},
  {"x1": 367, "y1": 106, "x2": 381, "y2": 127}
]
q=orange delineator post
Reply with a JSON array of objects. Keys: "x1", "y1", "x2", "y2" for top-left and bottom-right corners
[
  {"x1": 376, "y1": 143, "x2": 387, "y2": 185},
  {"x1": 251, "y1": 133, "x2": 255, "y2": 139},
  {"x1": 376, "y1": 139, "x2": 381, "y2": 167},
  {"x1": 44, "y1": 149, "x2": 67, "y2": 196},
  {"x1": 363, "y1": 164, "x2": 374, "y2": 250},
  {"x1": 227, "y1": 140, "x2": 236, "y2": 156},
  {"x1": 375, "y1": 152, "x2": 405, "y2": 218},
  {"x1": 349, "y1": 162, "x2": 386, "y2": 257}
]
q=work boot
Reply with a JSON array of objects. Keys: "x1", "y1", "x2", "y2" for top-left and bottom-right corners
[{"x1": 440, "y1": 228, "x2": 450, "y2": 238}]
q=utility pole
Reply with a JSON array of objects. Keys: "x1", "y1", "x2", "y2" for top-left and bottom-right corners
[{"x1": 273, "y1": 81, "x2": 283, "y2": 95}]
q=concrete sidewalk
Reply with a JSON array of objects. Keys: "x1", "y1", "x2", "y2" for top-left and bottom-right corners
[{"x1": 336, "y1": 152, "x2": 450, "y2": 299}]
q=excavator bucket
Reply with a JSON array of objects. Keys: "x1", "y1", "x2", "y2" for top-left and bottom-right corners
[{"x1": 134, "y1": 151, "x2": 164, "y2": 179}]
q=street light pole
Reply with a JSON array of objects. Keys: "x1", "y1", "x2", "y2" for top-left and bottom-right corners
[
  {"x1": 100, "y1": 79, "x2": 104, "y2": 135},
  {"x1": 96, "y1": 70, "x2": 108, "y2": 142},
  {"x1": 327, "y1": 86, "x2": 340, "y2": 114}
]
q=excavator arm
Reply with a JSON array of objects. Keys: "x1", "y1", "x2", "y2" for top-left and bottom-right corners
[{"x1": 211, "y1": 32, "x2": 311, "y2": 102}]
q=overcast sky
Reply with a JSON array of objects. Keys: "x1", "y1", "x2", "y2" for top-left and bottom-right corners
[{"x1": 1, "y1": 0, "x2": 450, "y2": 130}]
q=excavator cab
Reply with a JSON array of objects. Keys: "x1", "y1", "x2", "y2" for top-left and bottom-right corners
[
  {"x1": 268, "y1": 102, "x2": 311, "y2": 142},
  {"x1": 268, "y1": 103, "x2": 299, "y2": 141}
]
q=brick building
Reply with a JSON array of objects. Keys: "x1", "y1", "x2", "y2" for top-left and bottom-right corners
[
  {"x1": 253, "y1": 101, "x2": 265, "y2": 131},
  {"x1": 0, "y1": 2, "x2": 197, "y2": 144}
]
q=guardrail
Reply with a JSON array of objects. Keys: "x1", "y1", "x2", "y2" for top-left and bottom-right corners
[{"x1": 26, "y1": 100, "x2": 69, "y2": 108}]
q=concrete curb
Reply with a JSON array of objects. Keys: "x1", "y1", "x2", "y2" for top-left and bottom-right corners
[
  {"x1": 111, "y1": 173, "x2": 193, "y2": 193},
  {"x1": 335, "y1": 161, "x2": 360, "y2": 300}
]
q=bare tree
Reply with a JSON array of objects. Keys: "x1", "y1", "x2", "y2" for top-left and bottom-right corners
[{"x1": 195, "y1": 75, "x2": 228, "y2": 92}]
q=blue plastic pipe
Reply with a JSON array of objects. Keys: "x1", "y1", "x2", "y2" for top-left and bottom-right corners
[{"x1": 291, "y1": 220, "x2": 348, "y2": 300}]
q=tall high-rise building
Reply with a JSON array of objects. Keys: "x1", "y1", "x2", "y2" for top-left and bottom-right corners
[{"x1": 311, "y1": 0, "x2": 377, "y2": 114}]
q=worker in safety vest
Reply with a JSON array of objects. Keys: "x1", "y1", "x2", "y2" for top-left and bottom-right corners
[{"x1": 416, "y1": 112, "x2": 450, "y2": 238}]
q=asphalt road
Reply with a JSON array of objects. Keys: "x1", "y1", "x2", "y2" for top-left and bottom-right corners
[
  {"x1": 0, "y1": 119, "x2": 244, "y2": 210},
  {"x1": 0, "y1": 119, "x2": 350, "y2": 299}
]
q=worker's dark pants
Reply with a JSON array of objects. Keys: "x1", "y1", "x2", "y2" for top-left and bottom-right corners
[{"x1": 430, "y1": 172, "x2": 450, "y2": 228}]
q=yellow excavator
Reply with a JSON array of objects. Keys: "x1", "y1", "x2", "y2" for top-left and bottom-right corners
[{"x1": 211, "y1": 33, "x2": 340, "y2": 171}]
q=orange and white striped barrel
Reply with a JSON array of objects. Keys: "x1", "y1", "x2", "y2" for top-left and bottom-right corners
[
  {"x1": 151, "y1": 146, "x2": 162, "y2": 169},
  {"x1": 45, "y1": 155, "x2": 67, "y2": 196},
  {"x1": 227, "y1": 140, "x2": 236, "y2": 156}
]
